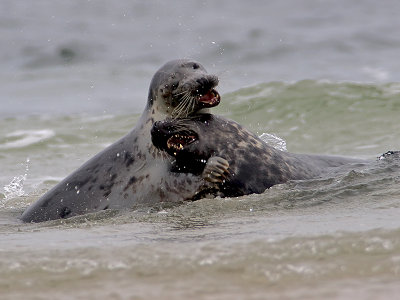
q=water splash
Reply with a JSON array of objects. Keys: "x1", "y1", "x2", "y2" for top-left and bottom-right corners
[
  {"x1": 3, "y1": 158, "x2": 30, "y2": 200},
  {"x1": 377, "y1": 151, "x2": 399, "y2": 161},
  {"x1": 259, "y1": 133, "x2": 287, "y2": 151}
]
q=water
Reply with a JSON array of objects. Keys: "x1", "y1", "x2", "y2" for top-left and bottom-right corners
[{"x1": 1, "y1": 1, "x2": 400, "y2": 299}]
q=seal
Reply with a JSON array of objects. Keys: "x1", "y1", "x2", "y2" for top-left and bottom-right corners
[
  {"x1": 21, "y1": 59, "x2": 227, "y2": 223},
  {"x1": 151, "y1": 114, "x2": 367, "y2": 197}
]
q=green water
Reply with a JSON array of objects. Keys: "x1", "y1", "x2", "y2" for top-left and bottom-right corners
[
  {"x1": 218, "y1": 81, "x2": 400, "y2": 155},
  {"x1": 1, "y1": 81, "x2": 400, "y2": 299}
]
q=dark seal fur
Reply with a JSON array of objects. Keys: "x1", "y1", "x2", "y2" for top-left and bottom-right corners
[
  {"x1": 151, "y1": 114, "x2": 367, "y2": 197},
  {"x1": 21, "y1": 60, "x2": 224, "y2": 222}
]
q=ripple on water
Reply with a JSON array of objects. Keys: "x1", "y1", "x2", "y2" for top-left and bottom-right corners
[{"x1": 0, "y1": 129, "x2": 55, "y2": 150}]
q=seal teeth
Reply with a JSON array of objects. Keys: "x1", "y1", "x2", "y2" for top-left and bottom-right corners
[
  {"x1": 166, "y1": 133, "x2": 197, "y2": 154},
  {"x1": 167, "y1": 134, "x2": 184, "y2": 151}
]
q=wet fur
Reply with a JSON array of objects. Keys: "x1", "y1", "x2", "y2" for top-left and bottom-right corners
[{"x1": 152, "y1": 114, "x2": 367, "y2": 197}]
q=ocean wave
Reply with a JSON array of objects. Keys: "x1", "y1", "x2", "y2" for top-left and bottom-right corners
[
  {"x1": 0, "y1": 129, "x2": 55, "y2": 149},
  {"x1": 1, "y1": 226, "x2": 400, "y2": 289},
  {"x1": 217, "y1": 80, "x2": 400, "y2": 156}
]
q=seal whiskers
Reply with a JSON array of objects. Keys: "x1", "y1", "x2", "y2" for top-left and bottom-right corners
[{"x1": 171, "y1": 92, "x2": 193, "y2": 118}]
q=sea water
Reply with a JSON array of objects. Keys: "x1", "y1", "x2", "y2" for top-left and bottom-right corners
[{"x1": 1, "y1": 1, "x2": 400, "y2": 299}]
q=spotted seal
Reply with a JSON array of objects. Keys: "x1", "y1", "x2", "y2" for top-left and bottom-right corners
[
  {"x1": 21, "y1": 59, "x2": 227, "y2": 222},
  {"x1": 151, "y1": 114, "x2": 367, "y2": 197}
]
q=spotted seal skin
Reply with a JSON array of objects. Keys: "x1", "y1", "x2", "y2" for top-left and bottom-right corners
[
  {"x1": 21, "y1": 59, "x2": 225, "y2": 223},
  {"x1": 151, "y1": 114, "x2": 367, "y2": 197}
]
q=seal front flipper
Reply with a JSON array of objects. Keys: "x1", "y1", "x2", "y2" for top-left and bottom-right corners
[{"x1": 202, "y1": 156, "x2": 229, "y2": 183}]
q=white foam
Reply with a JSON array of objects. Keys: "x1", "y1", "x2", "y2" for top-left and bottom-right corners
[
  {"x1": 3, "y1": 175, "x2": 26, "y2": 199},
  {"x1": 0, "y1": 129, "x2": 55, "y2": 149},
  {"x1": 259, "y1": 133, "x2": 287, "y2": 151}
]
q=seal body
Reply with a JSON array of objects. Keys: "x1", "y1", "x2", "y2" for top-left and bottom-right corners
[
  {"x1": 21, "y1": 59, "x2": 222, "y2": 222},
  {"x1": 151, "y1": 114, "x2": 367, "y2": 197}
]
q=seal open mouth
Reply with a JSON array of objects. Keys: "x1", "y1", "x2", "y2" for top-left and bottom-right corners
[
  {"x1": 197, "y1": 89, "x2": 220, "y2": 108},
  {"x1": 166, "y1": 132, "x2": 198, "y2": 155}
]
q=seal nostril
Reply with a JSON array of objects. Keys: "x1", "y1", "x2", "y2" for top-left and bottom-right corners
[{"x1": 196, "y1": 77, "x2": 207, "y2": 86}]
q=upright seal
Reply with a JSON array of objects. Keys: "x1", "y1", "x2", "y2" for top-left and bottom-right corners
[{"x1": 21, "y1": 59, "x2": 226, "y2": 222}]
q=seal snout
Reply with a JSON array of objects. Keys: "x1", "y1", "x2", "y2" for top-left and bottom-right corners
[
  {"x1": 195, "y1": 75, "x2": 219, "y2": 94},
  {"x1": 150, "y1": 121, "x2": 169, "y2": 150},
  {"x1": 174, "y1": 74, "x2": 220, "y2": 109},
  {"x1": 192, "y1": 74, "x2": 219, "y2": 102},
  {"x1": 193, "y1": 75, "x2": 220, "y2": 108}
]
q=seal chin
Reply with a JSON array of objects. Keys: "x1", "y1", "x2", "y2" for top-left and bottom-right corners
[{"x1": 197, "y1": 89, "x2": 220, "y2": 108}]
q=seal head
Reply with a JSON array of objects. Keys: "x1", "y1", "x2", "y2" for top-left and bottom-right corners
[{"x1": 148, "y1": 60, "x2": 220, "y2": 118}]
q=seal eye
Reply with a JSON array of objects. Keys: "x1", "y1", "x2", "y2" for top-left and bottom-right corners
[{"x1": 192, "y1": 63, "x2": 199, "y2": 70}]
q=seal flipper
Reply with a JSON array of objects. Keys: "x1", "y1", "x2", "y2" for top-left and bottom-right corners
[{"x1": 202, "y1": 156, "x2": 229, "y2": 183}]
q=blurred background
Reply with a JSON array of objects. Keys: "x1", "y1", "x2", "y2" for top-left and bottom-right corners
[{"x1": 1, "y1": 0, "x2": 400, "y2": 116}]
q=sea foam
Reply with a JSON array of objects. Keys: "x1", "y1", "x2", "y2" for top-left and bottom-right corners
[{"x1": 0, "y1": 129, "x2": 55, "y2": 149}]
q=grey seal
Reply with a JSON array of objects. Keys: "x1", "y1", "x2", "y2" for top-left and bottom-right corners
[
  {"x1": 21, "y1": 59, "x2": 226, "y2": 222},
  {"x1": 151, "y1": 114, "x2": 367, "y2": 197}
]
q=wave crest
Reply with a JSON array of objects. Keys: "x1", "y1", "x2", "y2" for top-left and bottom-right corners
[{"x1": 0, "y1": 129, "x2": 55, "y2": 149}]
